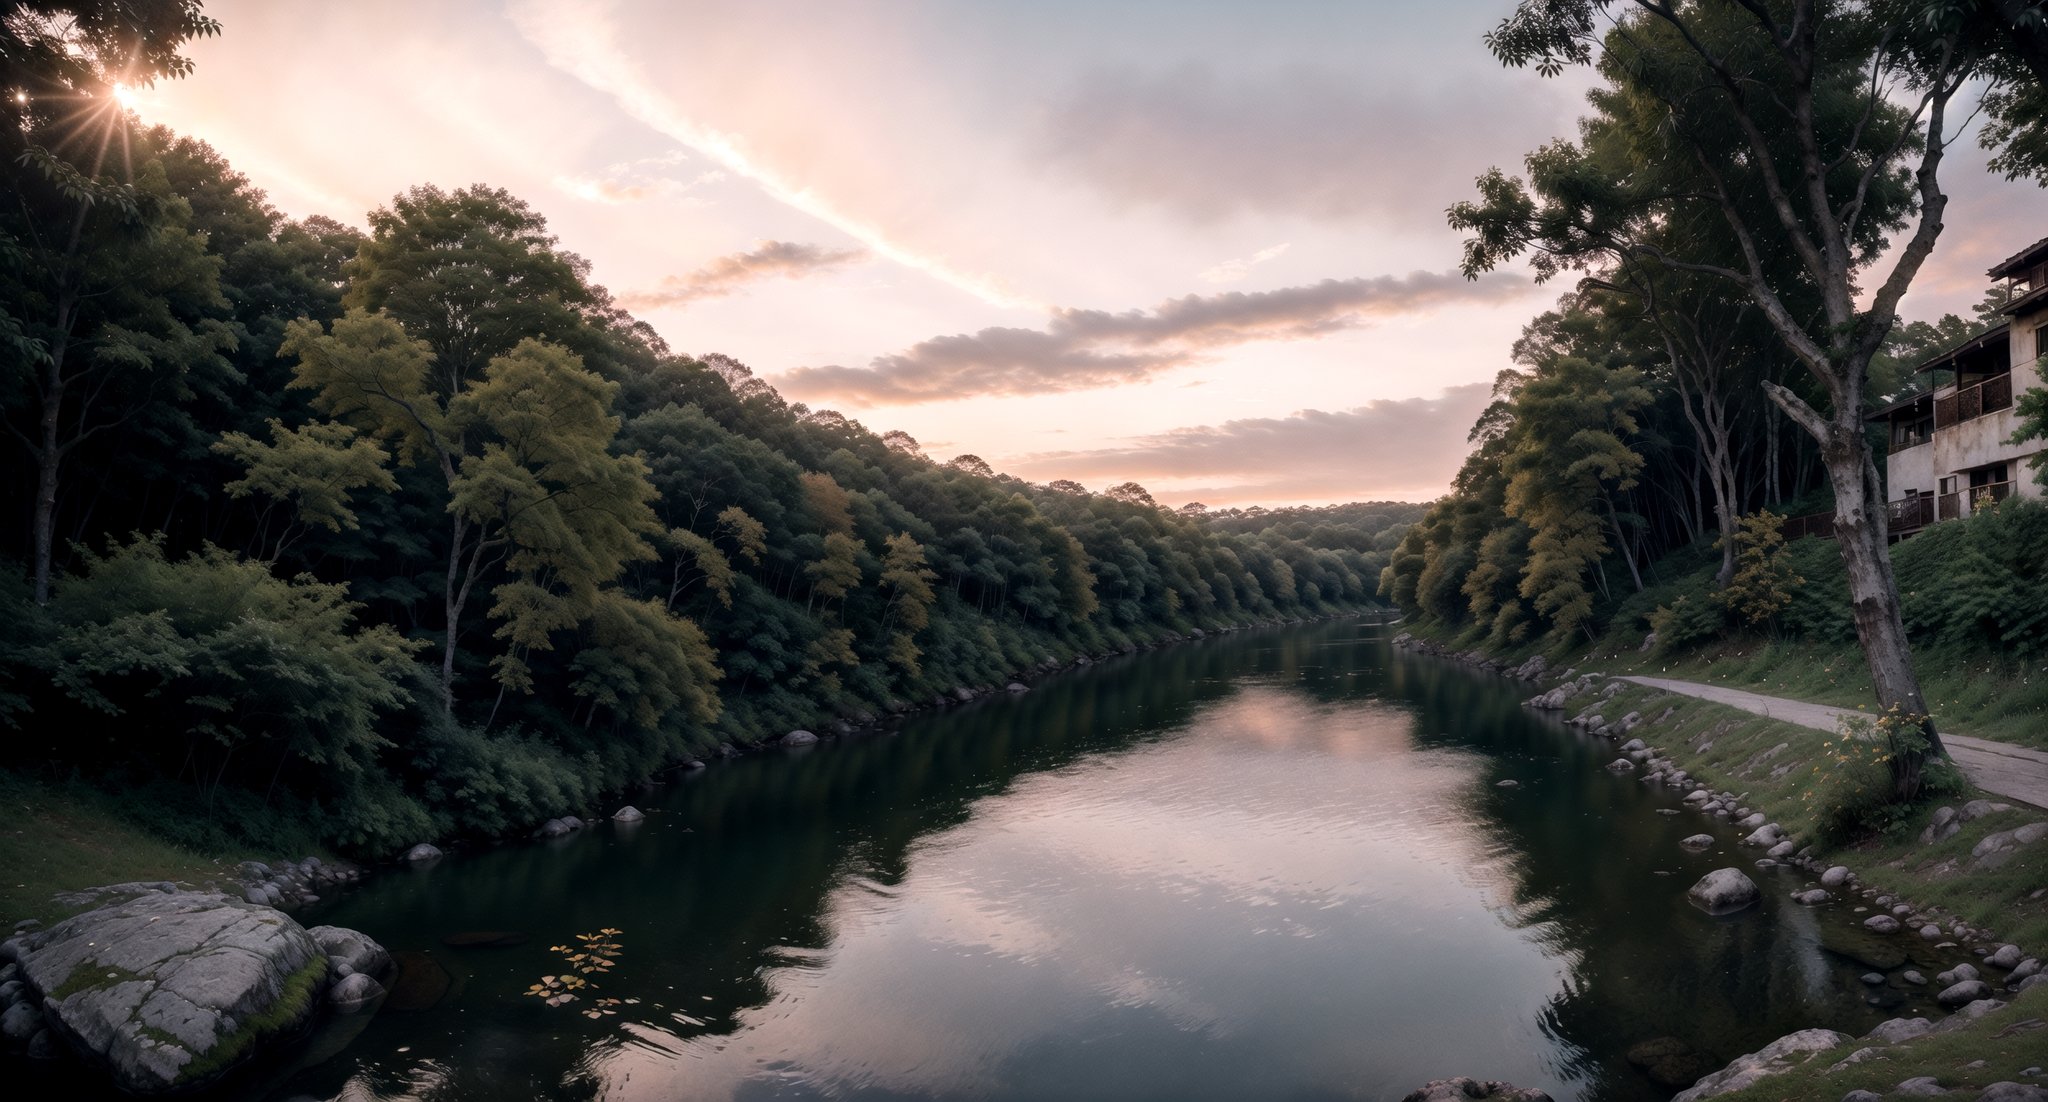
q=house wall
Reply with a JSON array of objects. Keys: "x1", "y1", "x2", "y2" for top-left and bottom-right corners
[{"x1": 1886, "y1": 439, "x2": 1936, "y2": 498}]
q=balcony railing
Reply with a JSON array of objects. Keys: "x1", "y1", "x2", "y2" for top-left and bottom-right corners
[
  {"x1": 1887, "y1": 495, "x2": 1934, "y2": 533},
  {"x1": 1936, "y1": 480, "x2": 2014, "y2": 523},
  {"x1": 1933, "y1": 372, "x2": 2014, "y2": 430}
]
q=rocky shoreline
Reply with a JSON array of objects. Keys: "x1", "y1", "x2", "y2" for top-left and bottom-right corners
[{"x1": 1391, "y1": 631, "x2": 2048, "y2": 1102}]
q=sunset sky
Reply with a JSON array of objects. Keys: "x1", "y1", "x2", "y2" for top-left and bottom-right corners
[{"x1": 132, "y1": 0, "x2": 2043, "y2": 507}]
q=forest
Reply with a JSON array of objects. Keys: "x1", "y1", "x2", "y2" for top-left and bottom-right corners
[
  {"x1": 1381, "y1": 0, "x2": 2048, "y2": 804},
  {"x1": 0, "y1": 8, "x2": 1416, "y2": 855}
]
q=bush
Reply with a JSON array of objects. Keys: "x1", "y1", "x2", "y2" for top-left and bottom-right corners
[{"x1": 1804, "y1": 709, "x2": 1966, "y2": 845}]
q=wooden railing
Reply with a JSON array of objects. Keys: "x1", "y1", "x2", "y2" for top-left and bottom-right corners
[
  {"x1": 1783, "y1": 511, "x2": 1835, "y2": 541},
  {"x1": 1887, "y1": 495, "x2": 1934, "y2": 533},
  {"x1": 1937, "y1": 480, "x2": 2015, "y2": 523},
  {"x1": 1934, "y1": 372, "x2": 2014, "y2": 429}
]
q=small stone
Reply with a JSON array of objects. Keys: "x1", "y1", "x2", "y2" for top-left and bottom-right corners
[
  {"x1": 1793, "y1": 889, "x2": 1831, "y2": 905},
  {"x1": 329, "y1": 971, "x2": 385, "y2": 1013},
  {"x1": 1496, "y1": 779, "x2": 1521, "y2": 788},
  {"x1": 1861, "y1": 972, "x2": 1886, "y2": 984},
  {"x1": 1863, "y1": 1016, "x2": 1933, "y2": 1042},
  {"x1": 779, "y1": 729, "x2": 819, "y2": 747},
  {"x1": 404, "y1": 843, "x2": 443, "y2": 863},
  {"x1": 1894, "y1": 1077, "x2": 1947, "y2": 1096},
  {"x1": 1901, "y1": 970, "x2": 1926, "y2": 984},
  {"x1": 612, "y1": 806, "x2": 645, "y2": 823},
  {"x1": 1988, "y1": 944, "x2": 2024, "y2": 970},
  {"x1": 1976, "y1": 1085, "x2": 2048, "y2": 1102},
  {"x1": 1839, "y1": 1093, "x2": 1883, "y2": 1102},
  {"x1": 1606, "y1": 758, "x2": 1637, "y2": 773},
  {"x1": 1865, "y1": 915, "x2": 1901, "y2": 934},
  {"x1": 1681, "y1": 834, "x2": 1715, "y2": 851},
  {"x1": 1821, "y1": 866, "x2": 1852, "y2": 888},
  {"x1": 1936, "y1": 979, "x2": 1991, "y2": 1007},
  {"x1": 25, "y1": 1027, "x2": 58, "y2": 1060}
]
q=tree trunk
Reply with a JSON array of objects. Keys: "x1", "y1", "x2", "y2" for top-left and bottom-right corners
[
  {"x1": 32, "y1": 370, "x2": 61, "y2": 606},
  {"x1": 1820, "y1": 419, "x2": 1945, "y2": 797}
]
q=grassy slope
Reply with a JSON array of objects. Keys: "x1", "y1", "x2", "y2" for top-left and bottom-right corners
[
  {"x1": 0, "y1": 772, "x2": 269, "y2": 927},
  {"x1": 1710, "y1": 984, "x2": 2048, "y2": 1102}
]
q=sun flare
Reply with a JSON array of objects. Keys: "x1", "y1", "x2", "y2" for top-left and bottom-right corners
[{"x1": 111, "y1": 83, "x2": 137, "y2": 110}]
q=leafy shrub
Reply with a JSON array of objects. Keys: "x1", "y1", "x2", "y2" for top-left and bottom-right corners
[
  {"x1": 1804, "y1": 709, "x2": 1966, "y2": 844},
  {"x1": 1714, "y1": 511, "x2": 1802, "y2": 625}
]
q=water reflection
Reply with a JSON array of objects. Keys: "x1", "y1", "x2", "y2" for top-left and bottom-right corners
[{"x1": 35, "y1": 620, "x2": 1974, "y2": 1102}]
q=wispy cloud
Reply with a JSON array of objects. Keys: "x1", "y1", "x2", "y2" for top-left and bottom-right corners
[
  {"x1": 781, "y1": 271, "x2": 1528, "y2": 404},
  {"x1": 1008, "y1": 384, "x2": 1494, "y2": 505},
  {"x1": 620, "y1": 240, "x2": 869, "y2": 310},
  {"x1": 508, "y1": 0, "x2": 1042, "y2": 311},
  {"x1": 1200, "y1": 243, "x2": 1291, "y2": 284},
  {"x1": 555, "y1": 150, "x2": 727, "y2": 205},
  {"x1": 1033, "y1": 65, "x2": 1571, "y2": 225}
]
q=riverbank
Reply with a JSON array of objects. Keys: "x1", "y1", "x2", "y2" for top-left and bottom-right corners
[
  {"x1": 1395, "y1": 629, "x2": 2048, "y2": 1099},
  {"x1": 2, "y1": 610, "x2": 1389, "y2": 932}
]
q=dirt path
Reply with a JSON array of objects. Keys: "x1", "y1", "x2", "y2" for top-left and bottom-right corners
[{"x1": 1619, "y1": 675, "x2": 2048, "y2": 811}]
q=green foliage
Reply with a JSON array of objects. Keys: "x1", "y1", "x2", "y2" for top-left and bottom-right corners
[
  {"x1": 1804, "y1": 710, "x2": 1966, "y2": 846},
  {"x1": 13, "y1": 539, "x2": 418, "y2": 816},
  {"x1": 1649, "y1": 589, "x2": 1728, "y2": 654},
  {"x1": 1714, "y1": 511, "x2": 1802, "y2": 626}
]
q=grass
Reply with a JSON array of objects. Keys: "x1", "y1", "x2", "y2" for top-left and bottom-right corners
[
  {"x1": 1706, "y1": 984, "x2": 2048, "y2": 1101},
  {"x1": 0, "y1": 770, "x2": 271, "y2": 927},
  {"x1": 1600, "y1": 636, "x2": 2048, "y2": 751},
  {"x1": 1588, "y1": 681, "x2": 2048, "y2": 950}
]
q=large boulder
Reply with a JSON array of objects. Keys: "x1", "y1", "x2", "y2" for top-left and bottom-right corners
[
  {"x1": 1671, "y1": 1029, "x2": 1850, "y2": 1101},
  {"x1": 1687, "y1": 869, "x2": 1762, "y2": 915},
  {"x1": 1401, "y1": 1078, "x2": 1554, "y2": 1101},
  {"x1": 16, "y1": 889, "x2": 331, "y2": 1094}
]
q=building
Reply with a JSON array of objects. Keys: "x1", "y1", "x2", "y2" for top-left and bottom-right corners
[{"x1": 1869, "y1": 234, "x2": 2048, "y2": 538}]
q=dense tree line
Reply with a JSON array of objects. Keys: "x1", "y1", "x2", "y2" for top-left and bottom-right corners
[
  {"x1": 0, "y1": 5, "x2": 1407, "y2": 853},
  {"x1": 1388, "y1": 0, "x2": 2048, "y2": 799}
]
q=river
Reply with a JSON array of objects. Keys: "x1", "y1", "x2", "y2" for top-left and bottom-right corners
[{"x1": 189, "y1": 620, "x2": 1964, "y2": 1099}]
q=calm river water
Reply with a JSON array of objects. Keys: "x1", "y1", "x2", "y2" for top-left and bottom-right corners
[{"x1": 180, "y1": 621, "x2": 1968, "y2": 1100}]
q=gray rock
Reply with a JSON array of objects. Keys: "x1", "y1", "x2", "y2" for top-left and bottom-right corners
[
  {"x1": 2019, "y1": 974, "x2": 2048, "y2": 994},
  {"x1": 1821, "y1": 866, "x2": 1852, "y2": 888},
  {"x1": 612, "y1": 806, "x2": 645, "y2": 823},
  {"x1": 1687, "y1": 868, "x2": 1762, "y2": 915},
  {"x1": 1902, "y1": 970, "x2": 1927, "y2": 985},
  {"x1": 308, "y1": 926, "x2": 390, "y2": 981},
  {"x1": 1987, "y1": 944, "x2": 2024, "y2": 970},
  {"x1": 1960, "y1": 799, "x2": 2012, "y2": 822},
  {"x1": 2, "y1": 999, "x2": 42, "y2": 1041},
  {"x1": 1863, "y1": 1016, "x2": 1933, "y2": 1042},
  {"x1": 1861, "y1": 972, "x2": 1886, "y2": 984},
  {"x1": 1865, "y1": 915, "x2": 1902, "y2": 934},
  {"x1": 1621, "y1": 738, "x2": 1647, "y2": 752},
  {"x1": 1496, "y1": 779, "x2": 1520, "y2": 788},
  {"x1": 403, "y1": 843, "x2": 442, "y2": 863},
  {"x1": 780, "y1": 729, "x2": 819, "y2": 747},
  {"x1": 1895, "y1": 1077, "x2": 1947, "y2": 1096},
  {"x1": 1977, "y1": 1085, "x2": 2048, "y2": 1102},
  {"x1": 2011, "y1": 958, "x2": 2042, "y2": 981},
  {"x1": 1005, "y1": 682, "x2": 1028, "y2": 693},
  {"x1": 1793, "y1": 889, "x2": 1831, "y2": 905},
  {"x1": 1736, "y1": 812, "x2": 1767, "y2": 829},
  {"x1": 1840, "y1": 1093, "x2": 1883, "y2": 1102},
  {"x1": 16, "y1": 890, "x2": 328, "y2": 1094},
  {"x1": 1767, "y1": 839, "x2": 1799, "y2": 858},
  {"x1": 1672, "y1": 1029, "x2": 1851, "y2": 1101},
  {"x1": 1681, "y1": 834, "x2": 1715, "y2": 851},
  {"x1": 327, "y1": 972, "x2": 384, "y2": 1013},
  {"x1": 0, "y1": 977, "x2": 21, "y2": 1006},
  {"x1": 1400, "y1": 1078, "x2": 1554, "y2": 1102},
  {"x1": 1922, "y1": 806, "x2": 1962, "y2": 845},
  {"x1": 1606, "y1": 758, "x2": 1637, "y2": 773},
  {"x1": 1744, "y1": 824, "x2": 1785, "y2": 848},
  {"x1": 1936, "y1": 979, "x2": 1992, "y2": 1006},
  {"x1": 26, "y1": 1027, "x2": 58, "y2": 1060}
]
